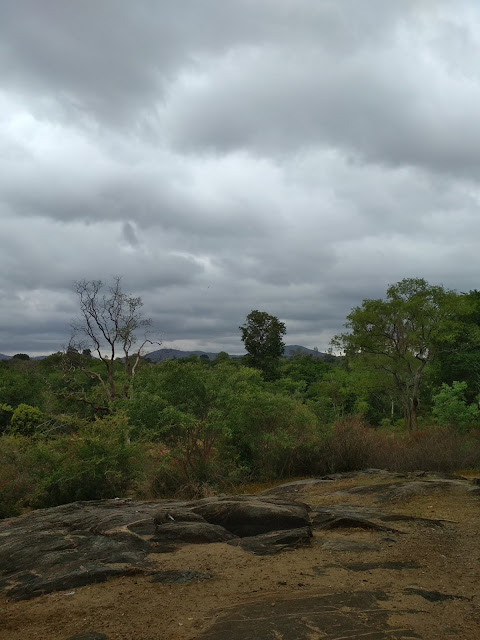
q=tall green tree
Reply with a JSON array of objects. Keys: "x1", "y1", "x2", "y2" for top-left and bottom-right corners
[
  {"x1": 333, "y1": 278, "x2": 461, "y2": 430},
  {"x1": 239, "y1": 310, "x2": 286, "y2": 379},
  {"x1": 428, "y1": 289, "x2": 480, "y2": 401}
]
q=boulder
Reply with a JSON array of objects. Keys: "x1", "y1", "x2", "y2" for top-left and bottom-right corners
[
  {"x1": 153, "y1": 507, "x2": 206, "y2": 525},
  {"x1": 313, "y1": 513, "x2": 403, "y2": 533},
  {"x1": 0, "y1": 499, "x2": 172, "y2": 600},
  {"x1": 228, "y1": 527, "x2": 313, "y2": 555},
  {"x1": 191, "y1": 496, "x2": 311, "y2": 537},
  {"x1": 153, "y1": 521, "x2": 237, "y2": 544}
]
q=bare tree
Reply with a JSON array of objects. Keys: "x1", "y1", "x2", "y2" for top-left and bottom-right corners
[{"x1": 70, "y1": 277, "x2": 160, "y2": 405}]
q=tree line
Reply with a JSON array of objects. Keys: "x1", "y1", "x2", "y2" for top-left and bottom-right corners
[{"x1": 1, "y1": 276, "x2": 480, "y2": 517}]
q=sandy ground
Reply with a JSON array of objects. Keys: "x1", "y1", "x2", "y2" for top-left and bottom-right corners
[{"x1": 1, "y1": 474, "x2": 479, "y2": 640}]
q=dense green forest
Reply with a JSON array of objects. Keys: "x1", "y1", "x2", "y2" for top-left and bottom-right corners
[{"x1": 2, "y1": 277, "x2": 480, "y2": 518}]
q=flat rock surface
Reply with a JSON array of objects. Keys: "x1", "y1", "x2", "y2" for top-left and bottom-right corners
[
  {"x1": 199, "y1": 590, "x2": 419, "y2": 640},
  {"x1": 1, "y1": 470, "x2": 480, "y2": 639}
]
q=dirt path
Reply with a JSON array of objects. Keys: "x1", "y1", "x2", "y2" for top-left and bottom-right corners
[{"x1": 1, "y1": 473, "x2": 479, "y2": 639}]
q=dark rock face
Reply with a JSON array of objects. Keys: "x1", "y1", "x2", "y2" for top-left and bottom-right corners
[
  {"x1": 312, "y1": 505, "x2": 445, "y2": 531},
  {"x1": 260, "y1": 478, "x2": 334, "y2": 497},
  {"x1": 404, "y1": 588, "x2": 470, "y2": 602},
  {"x1": 153, "y1": 521, "x2": 237, "y2": 544},
  {"x1": 344, "y1": 478, "x2": 465, "y2": 502},
  {"x1": 0, "y1": 498, "x2": 180, "y2": 600},
  {"x1": 190, "y1": 496, "x2": 311, "y2": 537},
  {"x1": 153, "y1": 507, "x2": 206, "y2": 525},
  {"x1": 314, "y1": 513, "x2": 403, "y2": 533},
  {"x1": 228, "y1": 527, "x2": 313, "y2": 555}
]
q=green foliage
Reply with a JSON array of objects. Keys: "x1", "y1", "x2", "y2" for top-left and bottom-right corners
[
  {"x1": 333, "y1": 278, "x2": 461, "y2": 430},
  {"x1": 240, "y1": 310, "x2": 286, "y2": 379},
  {"x1": 214, "y1": 351, "x2": 230, "y2": 363},
  {"x1": 0, "y1": 360, "x2": 44, "y2": 409},
  {"x1": 227, "y1": 386, "x2": 320, "y2": 479},
  {"x1": 5, "y1": 274, "x2": 480, "y2": 513},
  {"x1": 0, "y1": 403, "x2": 14, "y2": 432},
  {"x1": 127, "y1": 361, "x2": 258, "y2": 492},
  {"x1": 279, "y1": 354, "x2": 332, "y2": 387},
  {"x1": 0, "y1": 414, "x2": 146, "y2": 516},
  {"x1": 427, "y1": 290, "x2": 480, "y2": 402},
  {"x1": 12, "y1": 353, "x2": 30, "y2": 360},
  {"x1": 432, "y1": 381, "x2": 480, "y2": 431},
  {"x1": 10, "y1": 404, "x2": 46, "y2": 437}
]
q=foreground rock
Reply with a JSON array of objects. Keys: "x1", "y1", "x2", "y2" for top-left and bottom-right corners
[
  {"x1": 0, "y1": 495, "x2": 311, "y2": 600},
  {"x1": 0, "y1": 470, "x2": 472, "y2": 605},
  {"x1": 199, "y1": 590, "x2": 419, "y2": 640},
  {"x1": 228, "y1": 527, "x2": 313, "y2": 555},
  {"x1": 189, "y1": 495, "x2": 311, "y2": 536}
]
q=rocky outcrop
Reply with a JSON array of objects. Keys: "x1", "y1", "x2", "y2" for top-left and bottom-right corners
[
  {"x1": 153, "y1": 521, "x2": 237, "y2": 544},
  {"x1": 1, "y1": 471, "x2": 470, "y2": 603},
  {"x1": 0, "y1": 495, "x2": 312, "y2": 600},
  {"x1": 189, "y1": 495, "x2": 311, "y2": 536},
  {"x1": 228, "y1": 527, "x2": 312, "y2": 555}
]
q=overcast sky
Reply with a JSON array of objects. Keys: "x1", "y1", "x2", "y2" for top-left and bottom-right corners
[{"x1": 1, "y1": 1, "x2": 480, "y2": 355}]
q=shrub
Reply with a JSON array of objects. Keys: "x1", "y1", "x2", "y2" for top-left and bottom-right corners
[
  {"x1": 0, "y1": 403, "x2": 14, "y2": 432},
  {"x1": 325, "y1": 417, "x2": 378, "y2": 473},
  {"x1": 0, "y1": 413, "x2": 147, "y2": 516},
  {"x1": 0, "y1": 434, "x2": 36, "y2": 517},
  {"x1": 229, "y1": 391, "x2": 321, "y2": 480},
  {"x1": 33, "y1": 413, "x2": 145, "y2": 507},
  {"x1": 432, "y1": 381, "x2": 479, "y2": 431},
  {"x1": 322, "y1": 417, "x2": 480, "y2": 474},
  {"x1": 9, "y1": 404, "x2": 46, "y2": 437}
]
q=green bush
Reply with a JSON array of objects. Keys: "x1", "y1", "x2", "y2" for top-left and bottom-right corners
[
  {"x1": 34, "y1": 413, "x2": 144, "y2": 507},
  {"x1": 0, "y1": 413, "x2": 147, "y2": 516},
  {"x1": 10, "y1": 404, "x2": 46, "y2": 437},
  {"x1": 433, "y1": 381, "x2": 479, "y2": 431},
  {"x1": 228, "y1": 390, "x2": 321, "y2": 480},
  {"x1": 0, "y1": 403, "x2": 14, "y2": 432}
]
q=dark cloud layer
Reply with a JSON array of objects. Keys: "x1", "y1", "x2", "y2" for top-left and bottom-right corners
[{"x1": 1, "y1": 1, "x2": 480, "y2": 355}]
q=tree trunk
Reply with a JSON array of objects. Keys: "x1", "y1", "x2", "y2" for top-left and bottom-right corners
[
  {"x1": 410, "y1": 373, "x2": 422, "y2": 431},
  {"x1": 401, "y1": 391, "x2": 416, "y2": 431},
  {"x1": 106, "y1": 361, "x2": 116, "y2": 402}
]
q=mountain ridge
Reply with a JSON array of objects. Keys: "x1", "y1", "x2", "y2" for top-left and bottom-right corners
[
  {"x1": 145, "y1": 345, "x2": 328, "y2": 363},
  {"x1": 0, "y1": 345, "x2": 329, "y2": 362}
]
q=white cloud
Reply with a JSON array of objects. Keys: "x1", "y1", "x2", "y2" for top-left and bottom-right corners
[{"x1": 1, "y1": 0, "x2": 480, "y2": 354}]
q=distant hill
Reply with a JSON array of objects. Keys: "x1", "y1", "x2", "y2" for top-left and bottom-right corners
[
  {"x1": 145, "y1": 345, "x2": 329, "y2": 363},
  {"x1": 0, "y1": 346, "x2": 331, "y2": 363},
  {"x1": 0, "y1": 354, "x2": 47, "y2": 361},
  {"x1": 283, "y1": 345, "x2": 328, "y2": 358},
  {"x1": 145, "y1": 348, "x2": 222, "y2": 363}
]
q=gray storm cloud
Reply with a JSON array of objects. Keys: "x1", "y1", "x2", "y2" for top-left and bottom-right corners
[{"x1": 1, "y1": 0, "x2": 480, "y2": 355}]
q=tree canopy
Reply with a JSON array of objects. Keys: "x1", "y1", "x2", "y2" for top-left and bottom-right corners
[
  {"x1": 239, "y1": 310, "x2": 286, "y2": 379},
  {"x1": 332, "y1": 278, "x2": 462, "y2": 430}
]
